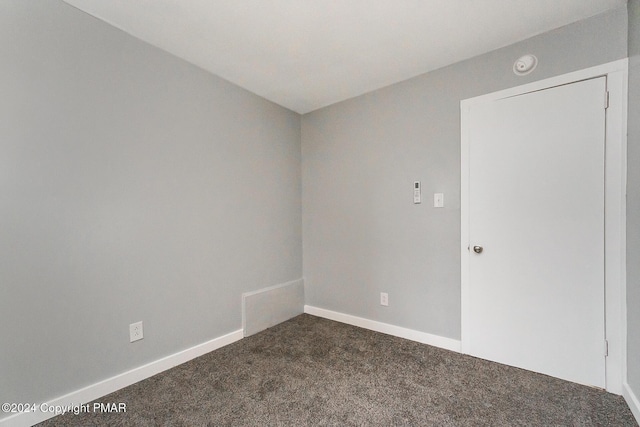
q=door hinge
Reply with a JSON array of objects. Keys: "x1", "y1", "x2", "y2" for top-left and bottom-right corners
[
  {"x1": 605, "y1": 339, "x2": 609, "y2": 357},
  {"x1": 604, "y1": 91, "x2": 610, "y2": 110}
]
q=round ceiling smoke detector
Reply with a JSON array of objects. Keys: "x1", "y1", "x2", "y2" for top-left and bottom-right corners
[{"x1": 513, "y1": 54, "x2": 538, "y2": 76}]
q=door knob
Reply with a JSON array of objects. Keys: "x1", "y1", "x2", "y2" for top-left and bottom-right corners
[{"x1": 473, "y1": 245, "x2": 483, "y2": 254}]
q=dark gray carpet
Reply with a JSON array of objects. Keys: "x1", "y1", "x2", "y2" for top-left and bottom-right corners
[{"x1": 38, "y1": 314, "x2": 637, "y2": 426}]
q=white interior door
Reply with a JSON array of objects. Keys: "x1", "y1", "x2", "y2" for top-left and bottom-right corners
[{"x1": 465, "y1": 77, "x2": 607, "y2": 388}]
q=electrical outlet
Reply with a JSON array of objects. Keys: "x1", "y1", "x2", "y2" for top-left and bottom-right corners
[
  {"x1": 380, "y1": 292, "x2": 389, "y2": 306},
  {"x1": 129, "y1": 321, "x2": 143, "y2": 343}
]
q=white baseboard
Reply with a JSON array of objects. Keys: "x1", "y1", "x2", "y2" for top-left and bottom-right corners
[
  {"x1": 304, "y1": 305, "x2": 461, "y2": 353},
  {"x1": 1, "y1": 329, "x2": 243, "y2": 427},
  {"x1": 623, "y1": 382, "x2": 640, "y2": 425}
]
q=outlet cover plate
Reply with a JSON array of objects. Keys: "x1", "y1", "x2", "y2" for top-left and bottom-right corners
[
  {"x1": 380, "y1": 292, "x2": 389, "y2": 306},
  {"x1": 130, "y1": 321, "x2": 143, "y2": 342}
]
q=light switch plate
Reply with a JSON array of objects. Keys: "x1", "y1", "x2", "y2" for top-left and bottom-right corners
[{"x1": 434, "y1": 193, "x2": 444, "y2": 208}]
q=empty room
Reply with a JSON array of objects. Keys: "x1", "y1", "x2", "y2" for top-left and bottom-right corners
[{"x1": 1, "y1": 0, "x2": 640, "y2": 425}]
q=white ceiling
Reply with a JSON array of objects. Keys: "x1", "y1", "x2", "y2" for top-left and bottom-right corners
[{"x1": 62, "y1": 0, "x2": 625, "y2": 114}]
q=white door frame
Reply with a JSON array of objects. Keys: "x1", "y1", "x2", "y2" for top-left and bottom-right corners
[{"x1": 460, "y1": 59, "x2": 628, "y2": 394}]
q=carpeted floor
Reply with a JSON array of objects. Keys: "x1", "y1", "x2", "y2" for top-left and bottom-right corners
[{"x1": 38, "y1": 314, "x2": 637, "y2": 426}]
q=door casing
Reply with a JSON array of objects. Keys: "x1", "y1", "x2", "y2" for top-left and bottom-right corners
[{"x1": 460, "y1": 59, "x2": 628, "y2": 394}]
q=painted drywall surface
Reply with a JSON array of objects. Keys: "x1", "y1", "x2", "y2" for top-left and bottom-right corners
[
  {"x1": 0, "y1": 1, "x2": 301, "y2": 409},
  {"x1": 628, "y1": 0, "x2": 640, "y2": 400},
  {"x1": 302, "y1": 7, "x2": 628, "y2": 340}
]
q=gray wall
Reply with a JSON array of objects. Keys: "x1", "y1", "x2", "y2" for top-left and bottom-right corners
[
  {"x1": 302, "y1": 7, "x2": 628, "y2": 340},
  {"x1": 0, "y1": 0, "x2": 301, "y2": 409},
  {"x1": 628, "y1": 0, "x2": 640, "y2": 400}
]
